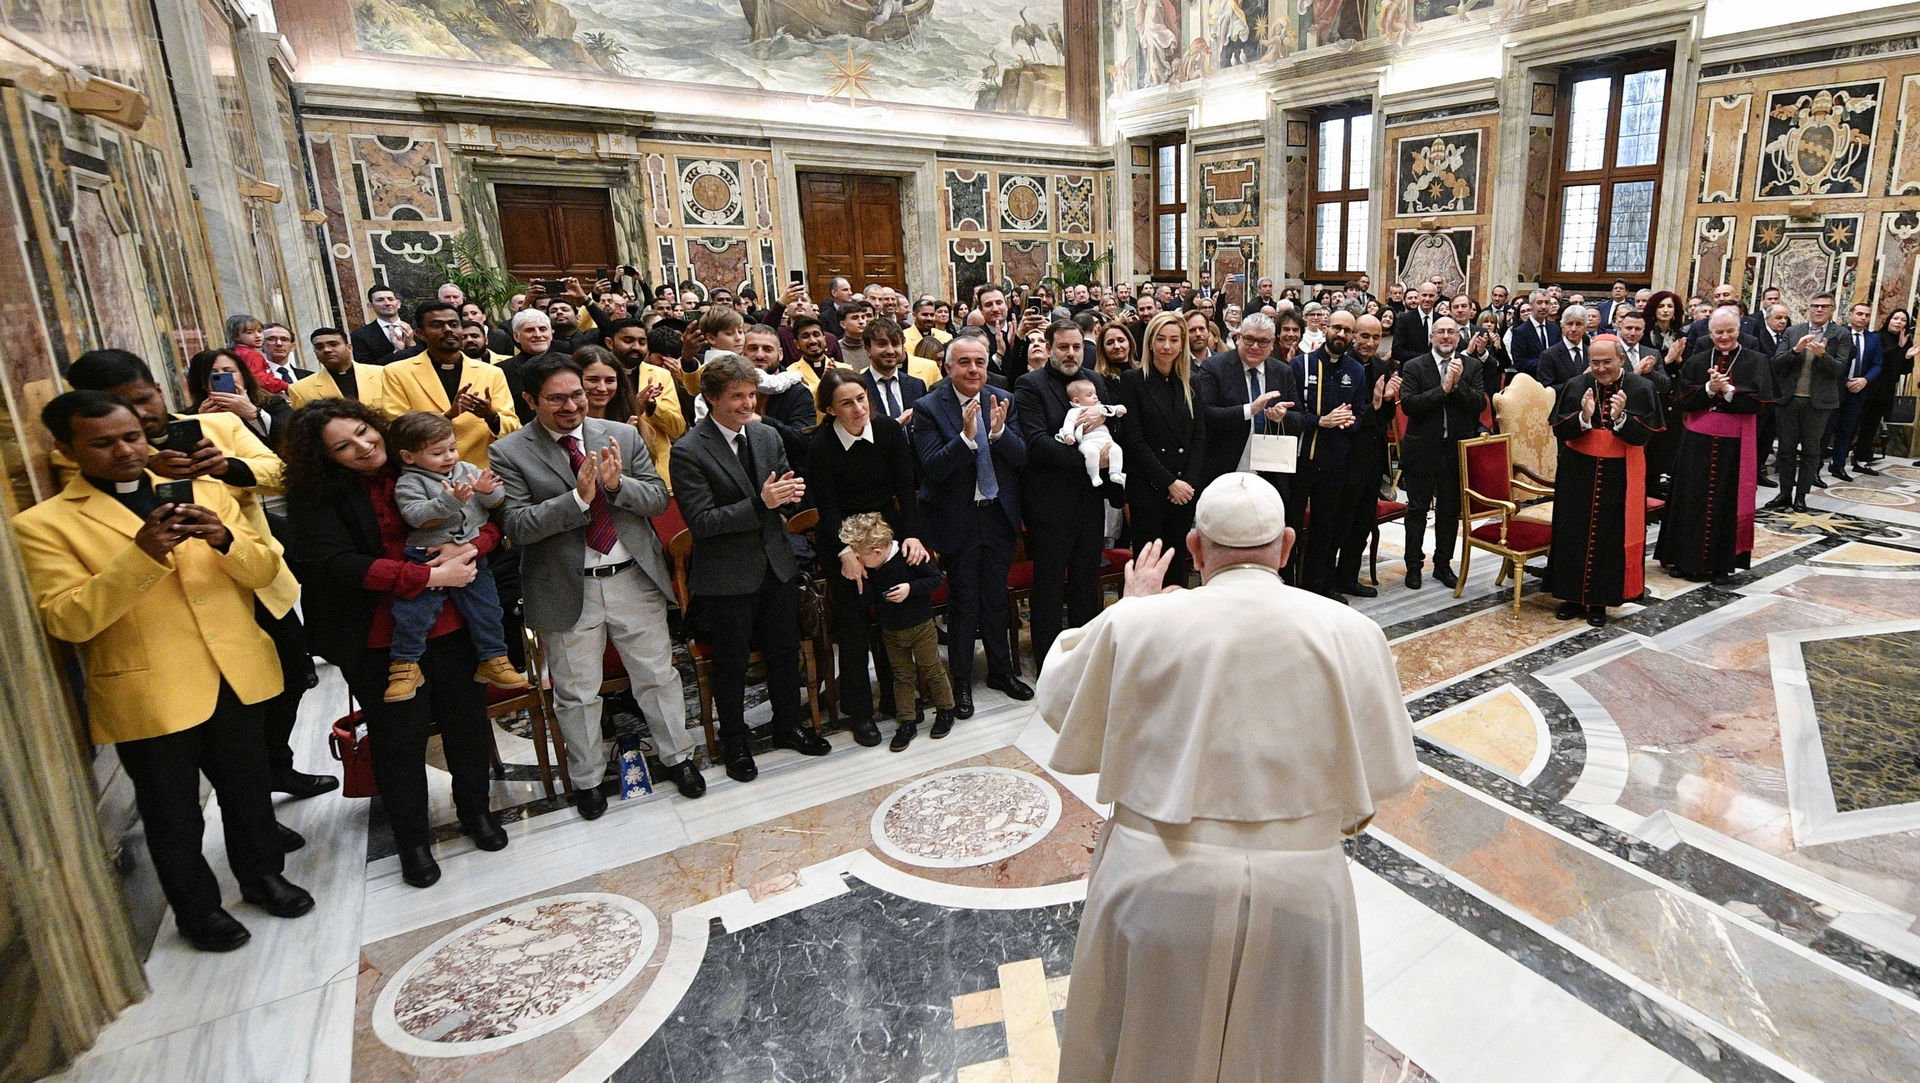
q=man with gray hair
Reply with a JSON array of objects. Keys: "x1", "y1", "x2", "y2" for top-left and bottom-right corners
[
  {"x1": 1535, "y1": 304, "x2": 1593, "y2": 388},
  {"x1": 1510, "y1": 288, "x2": 1562, "y2": 376},
  {"x1": 1039, "y1": 477, "x2": 1417, "y2": 1083},
  {"x1": 1196, "y1": 310, "x2": 1304, "y2": 505}
]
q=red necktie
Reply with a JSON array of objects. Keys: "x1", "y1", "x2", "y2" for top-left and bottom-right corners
[{"x1": 561, "y1": 435, "x2": 619, "y2": 554}]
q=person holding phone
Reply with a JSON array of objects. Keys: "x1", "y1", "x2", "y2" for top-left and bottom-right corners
[
  {"x1": 16, "y1": 391, "x2": 313, "y2": 952},
  {"x1": 188, "y1": 348, "x2": 291, "y2": 448}
]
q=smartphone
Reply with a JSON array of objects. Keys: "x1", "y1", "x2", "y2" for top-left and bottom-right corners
[
  {"x1": 165, "y1": 417, "x2": 204, "y2": 451},
  {"x1": 154, "y1": 479, "x2": 195, "y2": 507},
  {"x1": 1025, "y1": 298, "x2": 1045, "y2": 314},
  {"x1": 211, "y1": 370, "x2": 237, "y2": 395},
  {"x1": 789, "y1": 270, "x2": 805, "y2": 285},
  {"x1": 535, "y1": 279, "x2": 569, "y2": 295}
]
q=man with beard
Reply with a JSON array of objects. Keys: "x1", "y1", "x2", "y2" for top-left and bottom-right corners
[
  {"x1": 1015, "y1": 320, "x2": 1119, "y2": 671},
  {"x1": 1658, "y1": 309, "x2": 1777, "y2": 581},
  {"x1": 605, "y1": 317, "x2": 685, "y2": 486},
  {"x1": 1333, "y1": 314, "x2": 1397, "y2": 597},
  {"x1": 382, "y1": 301, "x2": 520, "y2": 469},
  {"x1": 1289, "y1": 309, "x2": 1369, "y2": 599},
  {"x1": 743, "y1": 323, "x2": 821, "y2": 470},
  {"x1": 1547, "y1": 336, "x2": 1664, "y2": 627}
]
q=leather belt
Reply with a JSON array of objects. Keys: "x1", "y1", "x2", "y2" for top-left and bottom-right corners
[
  {"x1": 974, "y1": 497, "x2": 997, "y2": 507},
  {"x1": 582, "y1": 559, "x2": 635, "y2": 578}
]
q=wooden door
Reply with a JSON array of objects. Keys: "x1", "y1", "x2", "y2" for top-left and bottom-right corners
[
  {"x1": 797, "y1": 172, "x2": 905, "y2": 300},
  {"x1": 495, "y1": 184, "x2": 620, "y2": 282}
]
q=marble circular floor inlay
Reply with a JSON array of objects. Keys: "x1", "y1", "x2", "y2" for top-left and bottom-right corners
[
  {"x1": 1825, "y1": 485, "x2": 1914, "y2": 507},
  {"x1": 373, "y1": 893, "x2": 659, "y2": 1057},
  {"x1": 871, "y1": 767, "x2": 1063, "y2": 868}
]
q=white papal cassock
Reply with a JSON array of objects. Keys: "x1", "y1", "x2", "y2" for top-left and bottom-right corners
[{"x1": 1039, "y1": 564, "x2": 1418, "y2": 1083}]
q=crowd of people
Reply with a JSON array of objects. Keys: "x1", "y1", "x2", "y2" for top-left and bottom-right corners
[{"x1": 14, "y1": 264, "x2": 1914, "y2": 954}]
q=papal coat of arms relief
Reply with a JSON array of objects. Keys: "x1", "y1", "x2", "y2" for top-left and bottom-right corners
[{"x1": 1758, "y1": 84, "x2": 1881, "y2": 198}]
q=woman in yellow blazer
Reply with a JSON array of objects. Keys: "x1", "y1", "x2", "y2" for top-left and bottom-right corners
[
  {"x1": 15, "y1": 392, "x2": 309, "y2": 951},
  {"x1": 378, "y1": 303, "x2": 521, "y2": 469}
]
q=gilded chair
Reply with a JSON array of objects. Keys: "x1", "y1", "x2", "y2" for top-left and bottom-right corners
[{"x1": 1457, "y1": 434, "x2": 1554, "y2": 615}]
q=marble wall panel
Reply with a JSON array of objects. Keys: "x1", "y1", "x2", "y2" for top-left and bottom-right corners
[
  {"x1": 1381, "y1": 111, "x2": 1495, "y2": 297},
  {"x1": 685, "y1": 236, "x2": 751, "y2": 294},
  {"x1": 1744, "y1": 214, "x2": 1862, "y2": 319},
  {"x1": 1395, "y1": 129, "x2": 1480, "y2": 217},
  {"x1": 348, "y1": 135, "x2": 448, "y2": 221},
  {"x1": 1284, "y1": 153, "x2": 1309, "y2": 278},
  {"x1": 1873, "y1": 211, "x2": 1920, "y2": 317},
  {"x1": 1131, "y1": 171, "x2": 1153, "y2": 277},
  {"x1": 1003, "y1": 239, "x2": 1050, "y2": 288},
  {"x1": 945, "y1": 168, "x2": 990, "y2": 232},
  {"x1": 1698, "y1": 94, "x2": 1751, "y2": 204},
  {"x1": 1756, "y1": 81, "x2": 1883, "y2": 200},
  {"x1": 999, "y1": 173, "x2": 1050, "y2": 233},
  {"x1": 1055, "y1": 173, "x2": 1094, "y2": 234},
  {"x1": 1689, "y1": 215, "x2": 1735, "y2": 298},
  {"x1": 1197, "y1": 155, "x2": 1259, "y2": 229},
  {"x1": 1394, "y1": 228, "x2": 1474, "y2": 298},
  {"x1": 937, "y1": 157, "x2": 1109, "y2": 298},
  {"x1": 1518, "y1": 124, "x2": 1553, "y2": 282}
]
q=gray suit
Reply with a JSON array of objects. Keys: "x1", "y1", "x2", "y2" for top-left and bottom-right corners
[
  {"x1": 669, "y1": 417, "x2": 798, "y2": 596},
  {"x1": 1770, "y1": 321, "x2": 1853, "y2": 500},
  {"x1": 491, "y1": 417, "x2": 693, "y2": 780}
]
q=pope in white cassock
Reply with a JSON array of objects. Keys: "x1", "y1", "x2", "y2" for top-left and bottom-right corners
[{"x1": 1038, "y1": 471, "x2": 1419, "y2": 1083}]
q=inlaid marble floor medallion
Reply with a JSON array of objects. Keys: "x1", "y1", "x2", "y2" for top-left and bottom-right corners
[
  {"x1": 1824, "y1": 484, "x2": 1915, "y2": 506},
  {"x1": 871, "y1": 767, "x2": 1064, "y2": 869},
  {"x1": 373, "y1": 892, "x2": 659, "y2": 1057}
]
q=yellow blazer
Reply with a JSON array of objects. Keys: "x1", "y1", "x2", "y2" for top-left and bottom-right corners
[
  {"x1": 631, "y1": 363, "x2": 686, "y2": 489},
  {"x1": 902, "y1": 326, "x2": 951, "y2": 354},
  {"x1": 906, "y1": 356, "x2": 942, "y2": 388},
  {"x1": 47, "y1": 411, "x2": 298, "y2": 617},
  {"x1": 380, "y1": 355, "x2": 521, "y2": 469},
  {"x1": 13, "y1": 473, "x2": 285, "y2": 745},
  {"x1": 287, "y1": 363, "x2": 388, "y2": 415}
]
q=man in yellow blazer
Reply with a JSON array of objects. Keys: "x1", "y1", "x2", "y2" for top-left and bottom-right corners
[
  {"x1": 287, "y1": 326, "x2": 387, "y2": 415},
  {"x1": 66, "y1": 350, "x2": 336, "y2": 801},
  {"x1": 604, "y1": 317, "x2": 686, "y2": 487},
  {"x1": 380, "y1": 300, "x2": 520, "y2": 469},
  {"x1": 15, "y1": 392, "x2": 316, "y2": 953}
]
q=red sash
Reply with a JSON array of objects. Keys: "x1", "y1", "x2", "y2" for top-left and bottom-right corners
[
  {"x1": 1683, "y1": 408, "x2": 1757, "y2": 554},
  {"x1": 1569, "y1": 426, "x2": 1645, "y2": 599}
]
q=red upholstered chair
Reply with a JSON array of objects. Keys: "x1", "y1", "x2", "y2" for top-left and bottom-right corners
[
  {"x1": 1370, "y1": 497, "x2": 1407, "y2": 585},
  {"x1": 1457, "y1": 434, "x2": 1554, "y2": 614},
  {"x1": 1006, "y1": 538, "x2": 1036, "y2": 676}
]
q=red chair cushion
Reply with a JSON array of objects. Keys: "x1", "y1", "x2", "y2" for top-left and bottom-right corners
[
  {"x1": 1470, "y1": 519, "x2": 1553, "y2": 551},
  {"x1": 1007, "y1": 560, "x2": 1034, "y2": 590},
  {"x1": 1376, "y1": 499, "x2": 1407, "y2": 520},
  {"x1": 1463, "y1": 440, "x2": 1514, "y2": 507},
  {"x1": 1645, "y1": 497, "x2": 1666, "y2": 513},
  {"x1": 487, "y1": 682, "x2": 527, "y2": 705},
  {"x1": 930, "y1": 581, "x2": 949, "y2": 606},
  {"x1": 1100, "y1": 548, "x2": 1132, "y2": 571},
  {"x1": 651, "y1": 497, "x2": 687, "y2": 548},
  {"x1": 688, "y1": 639, "x2": 713, "y2": 661},
  {"x1": 603, "y1": 641, "x2": 627, "y2": 679}
]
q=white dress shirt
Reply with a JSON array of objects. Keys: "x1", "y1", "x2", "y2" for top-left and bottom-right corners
[{"x1": 546, "y1": 422, "x2": 633, "y2": 567}]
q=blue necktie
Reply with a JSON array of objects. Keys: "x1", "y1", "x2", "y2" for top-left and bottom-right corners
[
  {"x1": 1248, "y1": 367, "x2": 1265, "y2": 435},
  {"x1": 881, "y1": 377, "x2": 900, "y2": 418},
  {"x1": 975, "y1": 393, "x2": 999, "y2": 500}
]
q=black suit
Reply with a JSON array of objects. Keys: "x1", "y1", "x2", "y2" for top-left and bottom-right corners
[
  {"x1": 1013, "y1": 364, "x2": 1116, "y2": 670},
  {"x1": 862, "y1": 369, "x2": 928, "y2": 423},
  {"x1": 1194, "y1": 349, "x2": 1306, "y2": 501},
  {"x1": 1397, "y1": 350, "x2": 1487, "y2": 571},
  {"x1": 350, "y1": 321, "x2": 405, "y2": 365},
  {"x1": 1393, "y1": 306, "x2": 1439, "y2": 361},
  {"x1": 1336, "y1": 355, "x2": 1397, "y2": 587},
  {"x1": 759, "y1": 375, "x2": 820, "y2": 475},
  {"x1": 669, "y1": 418, "x2": 808, "y2": 740},
  {"x1": 1117, "y1": 364, "x2": 1206, "y2": 586},
  {"x1": 1535, "y1": 338, "x2": 1594, "y2": 389}
]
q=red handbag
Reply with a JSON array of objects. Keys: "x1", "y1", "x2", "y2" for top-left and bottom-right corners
[{"x1": 328, "y1": 699, "x2": 378, "y2": 798}]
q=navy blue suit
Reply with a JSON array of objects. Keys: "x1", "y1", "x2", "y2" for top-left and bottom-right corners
[
  {"x1": 911, "y1": 382, "x2": 1027, "y2": 687},
  {"x1": 1291, "y1": 347, "x2": 1371, "y2": 593},
  {"x1": 1829, "y1": 327, "x2": 1883, "y2": 473},
  {"x1": 862, "y1": 369, "x2": 927, "y2": 423},
  {"x1": 1508, "y1": 319, "x2": 1561, "y2": 378}
]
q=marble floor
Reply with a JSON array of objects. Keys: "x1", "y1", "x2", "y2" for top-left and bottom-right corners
[{"x1": 46, "y1": 459, "x2": 1920, "y2": 1083}]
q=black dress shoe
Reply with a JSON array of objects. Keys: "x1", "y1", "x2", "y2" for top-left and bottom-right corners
[
  {"x1": 849, "y1": 718, "x2": 883, "y2": 747},
  {"x1": 574, "y1": 785, "x2": 608, "y2": 820},
  {"x1": 461, "y1": 812, "x2": 509, "y2": 851},
  {"x1": 889, "y1": 720, "x2": 917, "y2": 752},
  {"x1": 952, "y1": 685, "x2": 975, "y2": 719},
  {"x1": 1812, "y1": 476, "x2": 1827, "y2": 489},
  {"x1": 771, "y1": 726, "x2": 832, "y2": 756},
  {"x1": 723, "y1": 740, "x2": 759, "y2": 783},
  {"x1": 1433, "y1": 565, "x2": 1458, "y2": 589},
  {"x1": 239, "y1": 873, "x2": 315, "y2": 918},
  {"x1": 1762, "y1": 495, "x2": 1791, "y2": 511},
  {"x1": 1756, "y1": 475, "x2": 1778, "y2": 490},
  {"x1": 930, "y1": 709, "x2": 956, "y2": 739},
  {"x1": 271, "y1": 770, "x2": 339, "y2": 800},
  {"x1": 179, "y1": 907, "x2": 251, "y2": 952},
  {"x1": 399, "y1": 845, "x2": 440, "y2": 888},
  {"x1": 1855, "y1": 463, "x2": 1881, "y2": 476},
  {"x1": 1586, "y1": 606, "x2": 1608, "y2": 628},
  {"x1": 1556, "y1": 601, "x2": 1583, "y2": 621},
  {"x1": 277, "y1": 822, "x2": 306, "y2": 853},
  {"x1": 666, "y1": 759, "x2": 707, "y2": 798},
  {"x1": 985, "y1": 673, "x2": 1034, "y2": 700},
  {"x1": 1338, "y1": 581, "x2": 1378, "y2": 598},
  {"x1": 1832, "y1": 469, "x2": 1855, "y2": 483},
  {"x1": 1321, "y1": 588, "x2": 1350, "y2": 604},
  {"x1": 1711, "y1": 572, "x2": 1735, "y2": 586},
  {"x1": 1405, "y1": 567, "x2": 1423, "y2": 590},
  {"x1": 1792, "y1": 499, "x2": 1810, "y2": 512}
]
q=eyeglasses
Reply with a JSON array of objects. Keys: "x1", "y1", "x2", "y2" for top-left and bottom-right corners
[
  {"x1": 1239, "y1": 336, "x2": 1274, "y2": 347},
  {"x1": 541, "y1": 390, "x2": 589, "y2": 406}
]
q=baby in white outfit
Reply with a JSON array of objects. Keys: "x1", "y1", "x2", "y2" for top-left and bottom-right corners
[{"x1": 1057, "y1": 377, "x2": 1128, "y2": 486}]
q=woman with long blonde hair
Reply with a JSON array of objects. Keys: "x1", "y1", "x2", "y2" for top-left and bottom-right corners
[{"x1": 1117, "y1": 311, "x2": 1206, "y2": 586}]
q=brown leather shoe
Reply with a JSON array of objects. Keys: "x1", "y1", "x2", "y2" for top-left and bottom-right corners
[
  {"x1": 384, "y1": 661, "x2": 425, "y2": 703},
  {"x1": 472, "y1": 656, "x2": 530, "y2": 689}
]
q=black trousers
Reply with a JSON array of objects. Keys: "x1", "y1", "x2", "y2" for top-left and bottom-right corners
[
  {"x1": 254, "y1": 601, "x2": 313, "y2": 775},
  {"x1": 1296, "y1": 457, "x2": 1355, "y2": 593},
  {"x1": 698, "y1": 568, "x2": 806, "y2": 741},
  {"x1": 825, "y1": 566, "x2": 894, "y2": 720},
  {"x1": 489, "y1": 544, "x2": 527, "y2": 670},
  {"x1": 345, "y1": 631, "x2": 493, "y2": 849},
  {"x1": 115, "y1": 683, "x2": 283, "y2": 922},
  {"x1": 944, "y1": 502, "x2": 1018, "y2": 688},
  {"x1": 1335, "y1": 451, "x2": 1386, "y2": 585},
  {"x1": 1403, "y1": 443, "x2": 1461, "y2": 570},
  {"x1": 1026, "y1": 496, "x2": 1106, "y2": 672},
  {"x1": 1852, "y1": 381, "x2": 1897, "y2": 463},
  {"x1": 1775, "y1": 397, "x2": 1832, "y2": 501},
  {"x1": 1755, "y1": 402, "x2": 1777, "y2": 477},
  {"x1": 1127, "y1": 488, "x2": 1194, "y2": 588}
]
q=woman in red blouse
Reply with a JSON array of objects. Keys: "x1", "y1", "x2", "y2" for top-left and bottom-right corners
[{"x1": 283, "y1": 399, "x2": 505, "y2": 889}]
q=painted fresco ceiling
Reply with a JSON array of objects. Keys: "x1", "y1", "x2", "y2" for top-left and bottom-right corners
[{"x1": 349, "y1": 0, "x2": 1071, "y2": 117}]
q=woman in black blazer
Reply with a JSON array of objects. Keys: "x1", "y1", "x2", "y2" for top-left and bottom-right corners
[
  {"x1": 281, "y1": 399, "x2": 505, "y2": 890},
  {"x1": 808, "y1": 368, "x2": 927, "y2": 747},
  {"x1": 1119, "y1": 311, "x2": 1207, "y2": 587}
]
